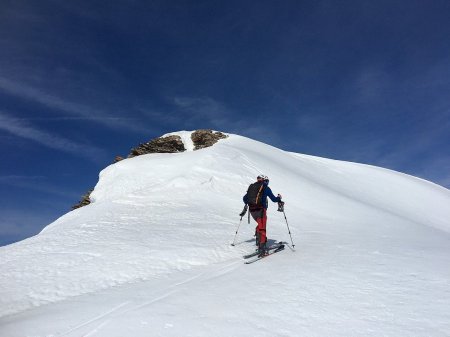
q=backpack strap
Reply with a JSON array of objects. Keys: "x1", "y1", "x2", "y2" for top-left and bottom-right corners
[{"x1": 256, "y1": 184, "x2": 264, "y2": 206}]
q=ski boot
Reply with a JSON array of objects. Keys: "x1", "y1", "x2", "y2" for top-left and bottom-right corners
[{"x1": 257, "y1": 243, "x2": 268, "y2": 257}]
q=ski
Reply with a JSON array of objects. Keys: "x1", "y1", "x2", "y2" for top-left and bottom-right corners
[
  {"x1": 243, "y1": 250, "x2": 260, "y2": 259},
  {"x1": 244, "y1": 245, "x2": 285, "y2": 264},
  {"x1": 243, "y1": 242, "x2": 284, "y2": 259}
]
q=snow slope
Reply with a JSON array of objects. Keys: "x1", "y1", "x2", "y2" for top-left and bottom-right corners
[{"x1": 1, "y1": 132, "x2": 450, "y2": 337}]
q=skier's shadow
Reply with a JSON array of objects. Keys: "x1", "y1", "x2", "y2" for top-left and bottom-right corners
[
  {"x1": 233, "y1": 238, "x2": 286, "y2": 247},
  {"x1": 247, "y1": 238, "x2": 280, "y2": 246},
  {"x1": 246, "y1": 238, "x2": 278, "y2": 246},
  {"x1": 266, "y1": 238, "x2": 278, "y2": 246}
]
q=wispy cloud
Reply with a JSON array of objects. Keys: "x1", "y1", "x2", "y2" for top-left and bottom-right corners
[
  {"x1": 0, "y1": 207, "x2": 55, "y2": 246},
  {"x1": 139, "y1": 95, "x2": 239, "y2": 132},
  {"x1": 0, "y1": 111, "x2": 106, "y2": 162},
  {"x1": 171, "y1": 96, "x2": 230, "y2": 127},
  {"x1": 0, "y1": 175, "x2": 79, "y2": 198},
  {"x1": 351, "y1": 66, "x2": 391, "y2": 105},
  {"x1": 137, "y1": 107, "x2": 180, "y2": 128},
  {"x1": 170, "y1": 95, "x2": 283, "y2": 146},
  {"x1": 0, "y1": 76, "x2": 147, "y2": 133}
]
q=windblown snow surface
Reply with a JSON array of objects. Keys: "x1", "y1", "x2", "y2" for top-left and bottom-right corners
[{"x1": 1, "y1": 132, "x2": 450, "y2": 337}]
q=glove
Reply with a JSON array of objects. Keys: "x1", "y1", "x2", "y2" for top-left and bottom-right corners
[
  {"x1": 239, "y1": 204, "x2": 248, "y2": 217},
  {"x1": 277, "y1": 201, "x2": 285, "y2": 212},
  {"x1": 278, "y1": 194, "x2": 282, "y2": 199}
]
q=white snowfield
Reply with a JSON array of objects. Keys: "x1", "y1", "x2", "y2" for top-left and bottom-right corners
[{"x1": 1, "y1": 132, "x2": 450, "y2": 337}]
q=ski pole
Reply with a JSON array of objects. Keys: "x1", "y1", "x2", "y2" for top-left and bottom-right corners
[
  {"x1": 278, "y1": 202, "x2": 295, "y2": 248},
  {"x1": 232, "y1": 205, "x2": 248, "y2": 246},
  {"x1": 283, "y1": 210, "x2": 295, "y2": 248},
  {"x1": 231, "y1": 217, "x2": 243, "y2": 246}
]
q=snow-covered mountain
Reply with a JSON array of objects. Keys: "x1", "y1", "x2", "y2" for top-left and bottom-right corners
[{"x1": 1, "y1": 131, "x2": 449, "y2": 337}]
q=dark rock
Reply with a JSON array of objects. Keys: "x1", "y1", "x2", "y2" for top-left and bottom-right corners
[
  {"x1": 191, "y1": 129, "x2": 228, "y2": 150},
  {"x1": 114, "y1": 156, "x2": 124, "y2": 163},
  {"x1": 72, "y1": 190, "x2": 93, "y2": 210},
  {"x1": 128, "y1": 135, "x2": 185, "y2": 158},
  {"x1": 73, "y1": 131, "x2": 228, "y2": 210}
]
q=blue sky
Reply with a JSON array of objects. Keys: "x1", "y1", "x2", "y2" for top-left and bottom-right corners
[{"x1": 1, "y1": 0, "x2": 449, "y2": 246}]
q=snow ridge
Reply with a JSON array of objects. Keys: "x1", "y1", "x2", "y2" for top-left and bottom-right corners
[
  {"x1": 162, "y1": 130, "x2": 195, "y2": 151},
  {"x1": 1, "y1": 132, "x2": 449, "y2": 337}
]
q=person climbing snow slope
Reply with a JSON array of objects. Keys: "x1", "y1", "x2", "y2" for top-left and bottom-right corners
[{"x1": 243, "y1": 175, "x2": 282, "y2": 257}]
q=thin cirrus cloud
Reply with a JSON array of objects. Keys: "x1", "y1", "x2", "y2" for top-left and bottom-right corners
[
  {"x1": 0, "y1": 175, "x2": 79, "y2": 198},
  {"x1": 138, "y1": 95, "x2": 238, "y2": 132},
  {"x1": 0, "y1": 207, "x2": 54, "y2": 246},
  {"x1": 171, "y1": 96, "x2": 284, "y2": 145},
  {"x1": 0, "y1": 111, "x2": 106, "y2": 162},
  {"x1": 171, "y1": 96, "x2": 231, "y2": 127},
  {"x1": 0, "y1": 76, "x2": 146, "y2": 132}
]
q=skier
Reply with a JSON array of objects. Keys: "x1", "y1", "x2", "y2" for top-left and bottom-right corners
[{"x1": 242, "y1": 175, "x2": 282, "y2": 257}]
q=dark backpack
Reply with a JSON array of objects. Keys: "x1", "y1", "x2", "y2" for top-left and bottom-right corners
[{"x1": 246, "y1": 181, "x2": 265, "y2": 210}]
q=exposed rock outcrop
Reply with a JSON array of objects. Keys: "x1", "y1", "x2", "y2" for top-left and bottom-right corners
[
  {"x1": 191, "y1": 129, "x2": 228, "y2": 150},
  {"x1": 114, "y1": 156, "x2": 124, "y2": 163},
  {"x1": 128, "y1": 135, "x2": 185, "y2": 158},
  {"x1": 72, "y1": 130, "x2": 228, "y2": 211},
  {"x1": 72, "y1": 190, "x2": 93, "y2": 210}
]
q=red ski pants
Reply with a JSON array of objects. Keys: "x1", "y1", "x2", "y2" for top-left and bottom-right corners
[{"x1": 250, "y1": 208, "x2": 267, "y2": 246}]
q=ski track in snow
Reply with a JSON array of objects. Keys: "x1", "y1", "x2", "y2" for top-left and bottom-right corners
[
  {"x1": 1, "y1": 132, "x2": 450, "y2": 337},
  {"x1": 59, "y1": 301, "x2": 130, "y2": 337},
  {"x1": 41, "y1": 259, "x2": 243, "y2": 337}
]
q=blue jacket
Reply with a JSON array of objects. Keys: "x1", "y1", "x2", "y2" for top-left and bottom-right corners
[{"x1": 243, "y1": 181, "x2": 281, "y2": 209}]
